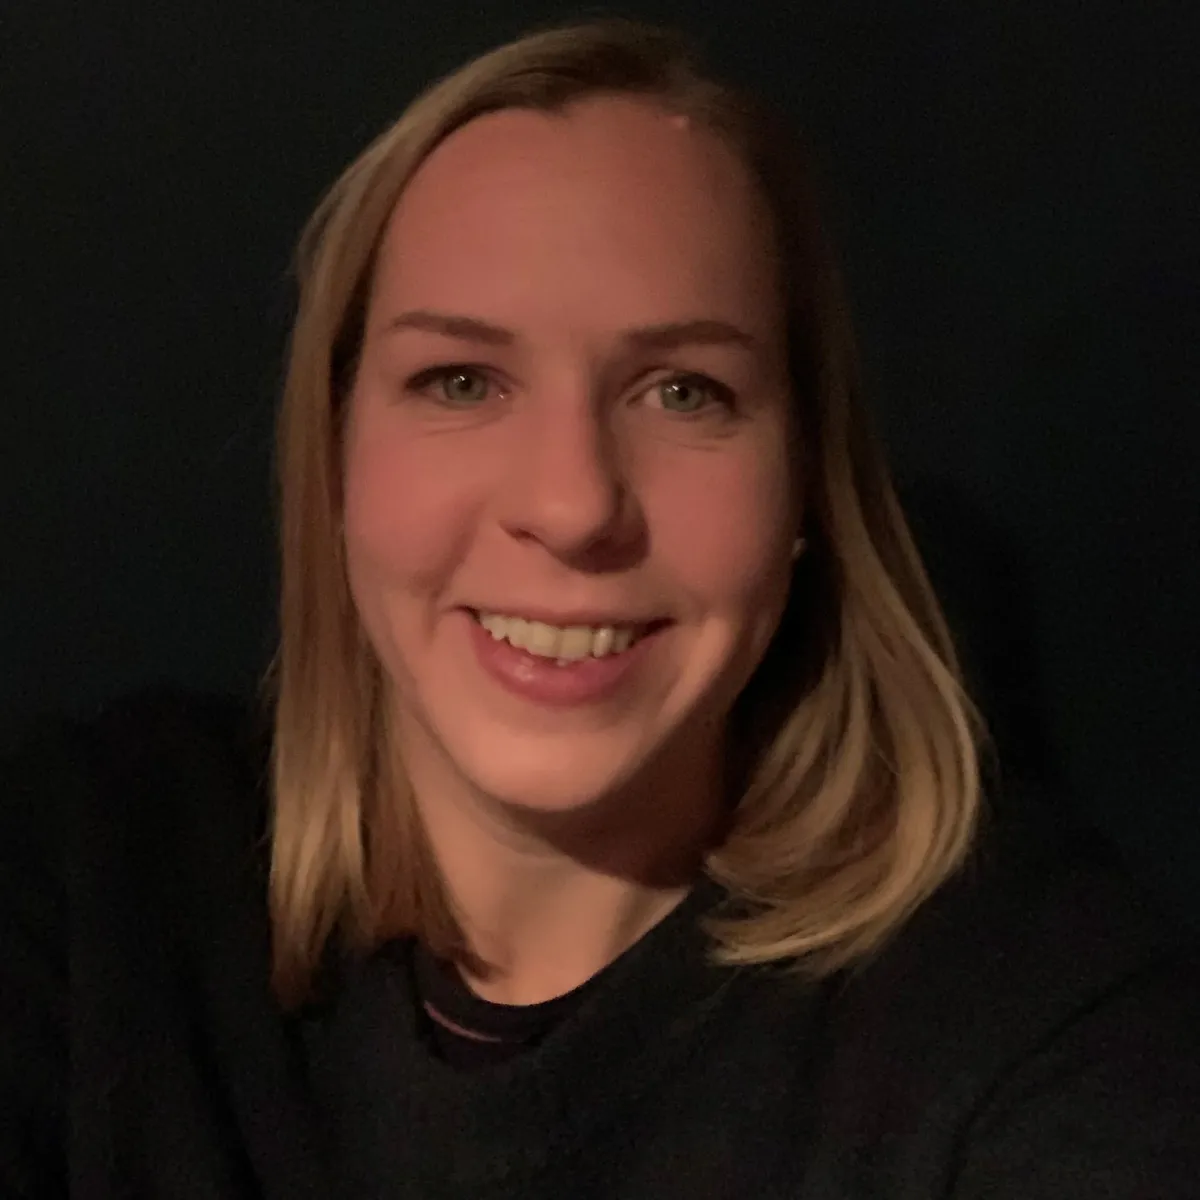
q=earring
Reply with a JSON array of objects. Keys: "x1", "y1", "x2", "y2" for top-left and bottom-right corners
[{"x1": 791, "y1": 536, "x2": 807, "y2": 561}]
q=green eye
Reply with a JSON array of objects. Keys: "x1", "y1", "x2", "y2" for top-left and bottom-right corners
[
  {"x1": 404, "y1": 364, "x2": 494, "y2": 407},
  {"x1": 437, "y1": 369, "x2": 489, "y2": 405},
  {"x1": 654, "y1": 376, "x2": 720, "y2": 414}
]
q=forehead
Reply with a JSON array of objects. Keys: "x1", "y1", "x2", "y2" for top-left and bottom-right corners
[{"x1": 369, "y1": 95, "x2": 783, "y2": 337}]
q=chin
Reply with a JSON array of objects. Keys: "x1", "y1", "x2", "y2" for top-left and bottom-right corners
[{"x1": 439, "y1": 720, "x2": 660, "y2": 816}]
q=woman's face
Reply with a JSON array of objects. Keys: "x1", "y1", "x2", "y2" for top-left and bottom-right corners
[{"x1": 342, "y1": 94, "x2": 797, "y2": 823}]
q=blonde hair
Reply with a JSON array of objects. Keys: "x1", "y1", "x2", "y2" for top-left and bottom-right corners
[{"x1": 265, "y1": 17, "x2": 985, "y2": 1005}]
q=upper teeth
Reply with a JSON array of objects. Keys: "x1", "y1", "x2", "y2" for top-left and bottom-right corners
[{"x1": 477, "y1": 613, "x2": 638, "y2": 661}]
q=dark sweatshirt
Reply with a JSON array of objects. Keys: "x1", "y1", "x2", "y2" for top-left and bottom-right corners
[{"x1": 2, "y1": 689, "x2": 1198, "y2": 1198}]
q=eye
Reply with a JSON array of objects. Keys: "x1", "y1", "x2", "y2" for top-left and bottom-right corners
[
  {"x1": 406, "y1": 365, "x2": 494, "y2": 406},
  {"x1": 645, "y1": 374, "x2": 733, "y2": 417}
]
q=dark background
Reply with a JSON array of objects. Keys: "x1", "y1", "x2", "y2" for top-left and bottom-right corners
[{"x1": 4, "y1": 3, "x2": 1197, "y2": 922}]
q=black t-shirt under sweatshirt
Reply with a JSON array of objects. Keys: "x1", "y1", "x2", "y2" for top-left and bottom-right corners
[{"x1": 2, "y1": 689, "x2": 1199, "y2": 1199}]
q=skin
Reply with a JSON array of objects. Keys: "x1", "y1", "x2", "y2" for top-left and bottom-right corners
[{"x1": 342, "y1": 94, "x2": 797, "y2": 1002}]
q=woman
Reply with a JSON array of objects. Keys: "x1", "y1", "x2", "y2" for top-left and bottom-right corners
[{"x1": 3, "y1": 17, "x2": 1197, "y2": 1198}]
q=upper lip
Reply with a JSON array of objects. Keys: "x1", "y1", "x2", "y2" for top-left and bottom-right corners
[{"x1": 466, "y1": 606, "x2": 668, "y2": 630}]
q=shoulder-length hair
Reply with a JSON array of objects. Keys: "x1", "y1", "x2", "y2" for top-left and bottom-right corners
[{"x1": 265, "y1": 16, "x2": 985, "y2": 1006}]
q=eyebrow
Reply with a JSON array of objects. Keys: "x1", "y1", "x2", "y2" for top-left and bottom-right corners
[{"x1": 382, "y1": 309, "x2": 759, "y2": 352}]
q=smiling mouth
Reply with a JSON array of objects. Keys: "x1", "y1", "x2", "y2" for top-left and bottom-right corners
[{"x1": 469, "y1": 610, "x2": 663, "y2": 663}]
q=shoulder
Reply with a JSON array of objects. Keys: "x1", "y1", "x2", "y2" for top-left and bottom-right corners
[
  {"x1": 902, "y1": 798, "x2": 1189, "y2": 1005},
  {"x1": 841, "y1": 795, "x2": 1196, "y2": 1067},
  {"x1": 2, "y1": 686, "x2": 276, "y2": 1024},
  {"x1": 1, "y1": 688, "x2": 271, "y2": 1184},
  {"x1": 821, "y1": 792, "x2": 1200, "y2": 1191},
  {"x1": 3, "y1": 686, "x2": 271, "y2": 937}
]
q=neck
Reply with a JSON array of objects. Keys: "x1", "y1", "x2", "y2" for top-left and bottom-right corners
[{"x1": 454, "y1": 862, "x2": 696, "y2": 1005}]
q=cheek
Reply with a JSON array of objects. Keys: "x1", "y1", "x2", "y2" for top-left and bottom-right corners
[
  {"x1": 340, "y1": 412, "x2": 479, "y2": 604},
  {"x1": 645, "y1": 444, "x2": 794, "y2": 615}
]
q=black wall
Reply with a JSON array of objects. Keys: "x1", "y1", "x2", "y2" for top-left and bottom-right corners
[{"x1": 4, "y1": 2, "x2": 1197, "y2": 920}]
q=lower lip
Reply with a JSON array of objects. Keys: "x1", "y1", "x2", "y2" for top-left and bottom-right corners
[{"x1": 464, "y1": 612, "x2": 661, "y2": 707}]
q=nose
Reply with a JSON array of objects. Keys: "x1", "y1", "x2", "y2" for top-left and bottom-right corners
[{"x1": 497, "y1": 389, "x2": 637, "y2": 564}]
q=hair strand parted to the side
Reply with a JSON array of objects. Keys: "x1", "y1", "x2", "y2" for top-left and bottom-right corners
[{"x1": 265, "y1": 16, "x2": 985, "y2": 1007}]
